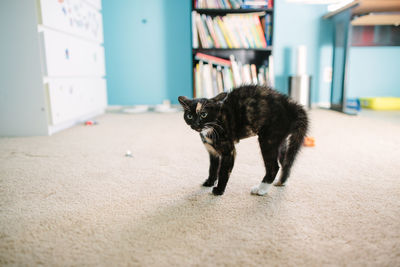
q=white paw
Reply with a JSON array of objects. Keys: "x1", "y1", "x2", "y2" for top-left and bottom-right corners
[
  {"x1": 250, "y1": 183, "x2": 270, "y2": 196},
  {"x1": 251, "y1": 185, "x2": 260, "y2": 195}
]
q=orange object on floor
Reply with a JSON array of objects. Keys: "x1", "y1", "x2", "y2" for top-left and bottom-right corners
[{"x1": 304, "y1": 136, "x2": 315, "y2": 147}]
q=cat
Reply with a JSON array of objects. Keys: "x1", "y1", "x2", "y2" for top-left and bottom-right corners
[{"x1": 178, "y1": 85, "x2": 308, "y2": 196}]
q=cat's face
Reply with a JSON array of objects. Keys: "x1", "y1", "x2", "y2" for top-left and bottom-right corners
[{"x1": 178, "y1": 93, "x2": 227, "y2": 132}]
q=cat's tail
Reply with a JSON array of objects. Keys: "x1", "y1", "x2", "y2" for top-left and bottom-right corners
[{"x1": 277, "y1": 104, "x2": 309, "y2": 185}]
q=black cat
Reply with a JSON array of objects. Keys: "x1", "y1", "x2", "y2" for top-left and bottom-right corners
[{"x1": 178, "y1": 85, "x2": 308, "y2": 196}]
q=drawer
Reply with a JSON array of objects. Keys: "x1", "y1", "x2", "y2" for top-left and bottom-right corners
[
  {"x1": 38, "y1": 0, "x2": 103, "y2": 43},
  {"x1": 41, "y1": 29, "x2": 105, "y2": 77},
  {"x1": 47, "y1": 78, "x2": 107, "y2": 125}
]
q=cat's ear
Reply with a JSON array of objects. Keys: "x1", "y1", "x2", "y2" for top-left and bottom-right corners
[
  {"x1": 178, "y1": 96, "x2": 192, "y2": 111},
  {"x1": 212, "y1": 92, "x2": 228, "y2": 103}
]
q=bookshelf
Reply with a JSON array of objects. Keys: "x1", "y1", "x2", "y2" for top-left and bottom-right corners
[{"x1": 191, "y1": 0, "x2": 274, "y2": 98}]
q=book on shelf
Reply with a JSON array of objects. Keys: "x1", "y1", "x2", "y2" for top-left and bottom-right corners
[
  {"x1": 203, "y1": 63, "x2": 214, "y2": 98},
  {"x1": 205, "y1": 16, "x2": 220, "y2": 48},
  {"x1": 241, "y1": 0, "x2": 269, "y2": 9},
  {"x1": 194, "y1": 0, "x2": 273, "y2": 9},
  {"x1": 215, "y1": 16, "x2": 233, "y2": 48},
  {"x1": 193, "y1": 53, "x2": 273, "y2": 98},
  {"x1": 195, "y1": 0, "x2": 242, "y2": 9},
  {"x1": 229, "y1": 54, "x2": 241, "y2": 86},
  {"x1": 264, "y1": 13, "x2": 272, "y2": 46},
  {"x1": 195, "y1": 52, "x2": 231, "y2": 66},
  {"x1": 192, "y1": 11, "x2": 270, "y2": 49},
  {"x1": 192, "y1": 11, "x2": 199, "y2": 48},
  {"x1": 213, "y1": 18, "x2": 228, "y2": 48},
  {"x1": 195, "y1": 13, "x2": 208, "y2": 48},
  {"x1": 252, "y1": 14, "x2": 267, "y2": 47}
]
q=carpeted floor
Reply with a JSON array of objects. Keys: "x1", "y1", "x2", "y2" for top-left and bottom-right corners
[{"x1": 0, "y1": 109, "x2": 399, "y2": 266}]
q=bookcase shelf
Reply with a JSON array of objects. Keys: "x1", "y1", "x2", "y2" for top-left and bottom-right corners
[
  {"x1": 194, "y1": 8, "x2": 273, "y2": 14},
  {"x1": 193, "y1": 47, "x2": 273, "y2": 52},
  {"x1": 191, "y1": 0, "x2": 274, "y2": 98},
  {"x1": 193, "y1": 48, "x2": 271, "y2": 67}
]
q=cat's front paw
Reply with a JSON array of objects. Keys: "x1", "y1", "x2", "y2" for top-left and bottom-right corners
[
  {"x1": 250, "y1": 183, "x2": 270, "y2": 196},
  {"x1": 202, "y1": 178, "x2": 216, "y2": 187},
  {"x1": 212, "y1": 187, "x2": 224, "y2": 196}
]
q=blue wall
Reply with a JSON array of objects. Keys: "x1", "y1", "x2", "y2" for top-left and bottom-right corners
[
  {"x1": 102, "y1": 1, "x2": 399, "y2": 106},
  {"x1": 102, "y1": 0, "x2": 191, "y2": 105},
  {"x1": 347, "y1": 46, "x2": 400, "y2": 98},
  {"x1": 273, "y1": 1, "x2": 331, "y2": 103}
]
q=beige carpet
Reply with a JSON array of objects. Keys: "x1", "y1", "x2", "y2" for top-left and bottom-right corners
[{"x1": 0, "y1": 109, "x2": 399, "y2": 266}]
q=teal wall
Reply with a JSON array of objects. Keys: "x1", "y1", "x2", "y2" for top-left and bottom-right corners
[
  {"x1": 273, "y1": 1, "x2": 331, "y2": 103},
  {"x1": 347, "y1": 46, "x2": 400, "y2": 98},
  {"x1": 102, "y1": 1, "x2": 399, "y2": 106},
  {"x1": 102, "y1": 0, "x2": 191, "y2": 105}
]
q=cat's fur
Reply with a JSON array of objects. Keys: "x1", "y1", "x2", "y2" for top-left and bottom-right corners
[{"x1": 178, "y1": 85, "x2": 308, "y2": 196}]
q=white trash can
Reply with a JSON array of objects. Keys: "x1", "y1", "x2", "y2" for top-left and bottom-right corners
[{"x1": 288, "y1": 75, "x2": 312, "y2": 109}]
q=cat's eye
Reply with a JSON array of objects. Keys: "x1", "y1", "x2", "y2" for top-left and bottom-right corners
[
  {"x1": 200, "y1": 112, "x2": 208, "y2": 118},
  {"x1": 186, "y1": 114, "x2": 193, "y2": 119}
]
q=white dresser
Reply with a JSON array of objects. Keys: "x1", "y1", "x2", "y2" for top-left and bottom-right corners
[{"x1": 0, "y1": 0, "x2": 107, "y2": 136}]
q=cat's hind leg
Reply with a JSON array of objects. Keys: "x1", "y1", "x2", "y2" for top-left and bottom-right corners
[
  {"x1": 274, "y1": 137, "x2": 288, "y2": 186},
  {"x1": 251, "y1": 136, "x2": 280, "y2": 196},
  {"x1": 276, "y1": 105, "x2": 308, "y2": 186}
]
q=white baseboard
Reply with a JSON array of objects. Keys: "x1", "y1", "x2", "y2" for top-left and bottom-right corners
[
  {"x1": 313, "y1": 102, "x2": 331, "y2": 109},
  {"x1": 48, "y1": 108, "x2": 105, "y2": 135}
]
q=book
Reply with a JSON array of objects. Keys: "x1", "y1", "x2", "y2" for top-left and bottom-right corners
[
  {"x1": 268, "y1": 55, "x2": 274, "y2": 86},
  {"x1": 258, "y1": 66, "x2": 265, "y2": 85},
  {"x1": 221, "y1": 0, "x2": 232, "y2": 9},
  {"x1": 216, "y1": 66, "x2": 224, "y2": 94},
  {"x1": 229, "y1": 55, "x2": 242, "y2": 86},
  {"x1": 195, "y1": 13, "x2": 209, "y2": 48},
  {"x1": 201, "y1": 14, "x2": 214, "y2": 47},
  {"x1": 246, "y1": 14, "x2": 261, "y2": 47},
  {"x1": 195, "y1": 52, "x2": 231, "y2": 67},
  {"x1": 227, "y1": 68, "x2": 234, "y2": 91},
  {"x1": 230, "y1": 0, "x2": 242, "y2": 9},
  {"x1": 195, "y1": 0, "x2": 247, "y2": 9},
  {"x1": 222, "y1": 16, "x2": 240, "y2": 48},
  {"x1": 213, "y1": 18, "x2": 228, "y2": 48},
  {"x1": 228, "y1": 15, "x2": 250, "y2": 48},
  {"x1": 222, "y1": 66, "x2": 232, "y2": 92},
  {"x1": 253, "y1": 14, "x2": 267, "y2": 47},
  {"x1": 250, "y1": 64, "x2": 258, "y2": 84},
  {"x1": 195, "y1": 62, "x2": 203, "y2": 98},
  {"x1": 265, "y1": 13, "x2": 272, "y2": 46},
  {"x1": 239, "y1": 14, "x2": 257, "y2": 48},
  {"x1": 212, "y1": 67, "x2": 218, "y2": 95},
  {"x1": 216, "y1": 16, "x2": 233, "y2": 48},
  {"x1": 242, "y1": 64, "x2": 252, "y2": 84},
  {"x1": 241, "y1": 0, "x2": 269, "y2": 9},
  {"x1": 203, "y1": 63, "x2": 214, "y2": 98},
  {"x1": 192, "y1": 11, "x2": 199, "y2": 48},
  {"x1": 205, "y1": 15, "x2": 220, "y2": 48}
]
